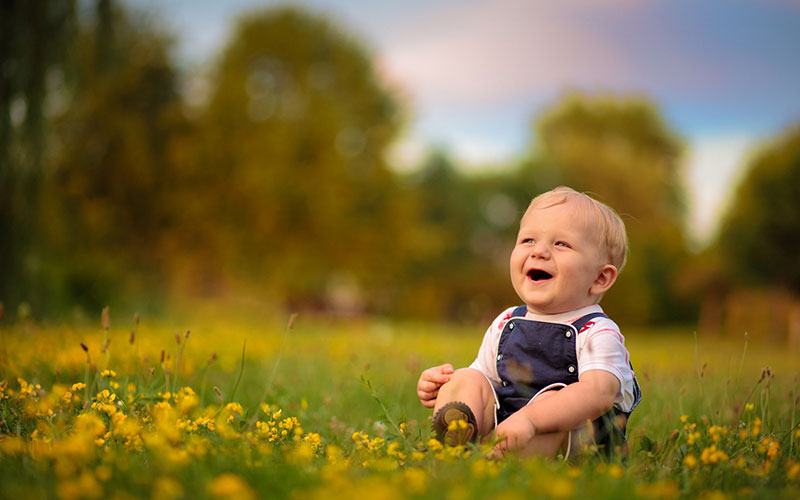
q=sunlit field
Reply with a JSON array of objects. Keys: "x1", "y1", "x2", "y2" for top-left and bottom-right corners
[{"x1": 2, "y1": 309, "x2": 799, "y2": 500}]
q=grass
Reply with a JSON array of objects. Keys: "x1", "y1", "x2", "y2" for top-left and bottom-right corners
[{"x1": 1, "y1": 311, "x2": 799, "y2": 499}]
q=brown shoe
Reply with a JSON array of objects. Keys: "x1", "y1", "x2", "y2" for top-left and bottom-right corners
[{"x1": 431, "y1": 401, "x2": 477, "y2": 446}]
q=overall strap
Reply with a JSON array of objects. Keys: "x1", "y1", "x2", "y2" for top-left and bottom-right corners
[
  {"x1": 511, "y1": 305, "x2": 528, "y2": 317},
  {"x1": 571, "y1": 312, "x2": 608, "y2": 332}
]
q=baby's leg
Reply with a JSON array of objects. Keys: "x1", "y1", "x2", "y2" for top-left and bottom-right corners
[{"x1": 433, "y1": 368, "x2": 496, "y2": 437}]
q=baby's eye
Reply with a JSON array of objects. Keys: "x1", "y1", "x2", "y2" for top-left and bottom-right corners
[
  {"x1": 555, "y1": 241, "x2": 570, "y2": 248},
  {"x1": 521, "y1": 238, "x2": 534, "y2": 244}
]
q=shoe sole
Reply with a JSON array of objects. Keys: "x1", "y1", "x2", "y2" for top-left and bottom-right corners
[{"x1": 432, "y1": 401, "x2": 476, "y2": 446}]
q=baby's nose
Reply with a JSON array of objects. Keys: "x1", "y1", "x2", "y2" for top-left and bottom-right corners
[{"x1": 529, "y1": 242, "x2": 551, "y2": 258}]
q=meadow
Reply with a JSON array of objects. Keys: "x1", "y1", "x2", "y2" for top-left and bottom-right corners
[{"x1": 1, "y1": 307, "x2": 799, "y2": 500}]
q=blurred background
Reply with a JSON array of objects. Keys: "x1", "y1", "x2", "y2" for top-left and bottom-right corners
[{"x1": 2, "y1": 0, "x2": 800, "y2": 344}]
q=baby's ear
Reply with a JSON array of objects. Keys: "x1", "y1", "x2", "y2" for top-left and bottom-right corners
[{"x1": 591, "y1": 265, "x2": 618, "y2": 296}]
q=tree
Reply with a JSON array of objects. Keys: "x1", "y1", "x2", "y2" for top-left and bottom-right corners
[
  {"x1": 716, "y1": 123, "x2": 800, "y2": 292},
  {"x1": 0, "y1": 0, "x2": 76, "y2": 315},
  {"x1": 196, "y1": 6, "x2": 405, "y2": 309},
  {"x1": 40, "y1": 2, "x2": 188, "y2": 312},
  {"x1": 532, "y1": 94, "x2": 693, "y2": 324}
]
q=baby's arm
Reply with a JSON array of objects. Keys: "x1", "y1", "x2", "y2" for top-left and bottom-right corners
[
  {"x1": 494, "y1": 370, "x2": 619, "y2": 454},
  {"x1": 416, "y1": 364, "x2": 454, "y2": 408},
  {"x1": 521, "y1": 369, "x2": 619, "y2": 431}
]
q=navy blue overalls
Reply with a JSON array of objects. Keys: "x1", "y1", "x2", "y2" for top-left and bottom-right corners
[{"x1": 494, "y1": 305, "x2": 642, "y2": 456}]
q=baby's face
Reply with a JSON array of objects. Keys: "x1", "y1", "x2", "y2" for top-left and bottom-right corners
[{"x1": 509, "y1": 199, "x2": 611, "y2": 315}]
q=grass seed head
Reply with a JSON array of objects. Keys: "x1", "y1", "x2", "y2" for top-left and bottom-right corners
[{"x1": 101, "y1": 306, "x2": 110, "y2": 331}]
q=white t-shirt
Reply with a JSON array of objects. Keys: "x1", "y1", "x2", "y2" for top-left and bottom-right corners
[{"x1": 469, "y1": 304, "x2": 638, "y2": 413}]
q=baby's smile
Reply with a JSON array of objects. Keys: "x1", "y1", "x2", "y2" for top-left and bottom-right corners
[{"x1": 527, "y1": 269, "x2": 553, "y2": 281}]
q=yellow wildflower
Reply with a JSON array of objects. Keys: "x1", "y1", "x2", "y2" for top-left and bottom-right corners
[
  {"x1": 224, "y1": 402, "x2": 243, "y2": 416},
  {"x1": 608, "y1": 463, "x2": 625, "y2": 478},
  {"x1": 787, "y1": 460, "x2": 800, "y2": 480},
  {"x1": 94, "y1": 465, "x2": 111, "y2": 482},
  {"x1": 152, "y1": 477, "x2": 183, "y2": 500},
  {"x1": 368, "y1": 436, "x2": 385, "y2": 454},
  {"x1": 404, "y1": 467, "x2": 428, "y2": 493},
  {"x1": 759, "y1": 437, "x2": 779, "y2": 460},
  {"x1": 546, "y1": 477, "x2": 574, "y2": 499},
  {"x1": 700, "y1": 445, "x2": 729, "y2": 465},
  {"x1": 57, "y1": 471, "x2": 103, "y2": 500},
  {"x1": 208, "y1": 473, "x2": 255, "y2": 500},
  {"x1": 427, "y1": 438, "x2": 443, "y2": 452},
  {"x1": 325, "y1": 444, "x2": 343, "y2": 464},
  {"x1": 352, "y1": 431, "x2": 370, "y2": 449},
  {"x1": 74, "y1": 412, "x2": 107, "y2": 438},
  {"x1": 18, "y1": 378, "x2": 42, "y2": 398},
  {"x1": 635, "y1": 481, "x2": 679, "y2": 500},
  {"x1": 303, "y1": 432, "x2": 322, "y2": 452},
  {"x1": 752, "y1": 417, "x2": 761, "y2": 437},
  {"x1": 683, "y1": 454, "x2": 697, "y2": 468},
  {"x1": 289, "y1": 441, "x2": 315, "y2": 465}
]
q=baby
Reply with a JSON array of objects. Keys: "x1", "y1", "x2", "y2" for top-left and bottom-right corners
[{"x1": 417, "y1": 186, "x2": 641, "y2": 458}]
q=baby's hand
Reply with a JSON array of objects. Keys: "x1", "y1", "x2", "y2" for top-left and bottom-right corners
[
  {"x1": 416, "y1": 364, "x2": 454, "y2": 408},
  {"x1": 491, "y1": 411, "x2": 536, "y2": 459}
]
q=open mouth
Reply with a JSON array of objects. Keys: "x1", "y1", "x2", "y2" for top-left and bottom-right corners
[{"x1": 527, "y1": 269, "x2": 553, "y2": 281}]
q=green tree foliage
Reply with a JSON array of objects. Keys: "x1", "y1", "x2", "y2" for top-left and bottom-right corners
[
  {"x1": 392, "y1": 151, "x2": 555, "y2": 320},
  {"x1": 196, "y1": 6, "x2": 406, "y2": 309},
  {"x1": 396, "y1": 151, "x2": 488, "y2": 317},
  {"x1": 716, "y1": 123, "x2": 800, "y2": 292},
  {"x1": 40, "y1": 2, "x2": 188, "y2": 312},
  {"x1": 533, "y1": 94, "x2": 693, "y2": 324},
  {"x1": 1, "y1": 2, "x2": 706, "y2": 325},
  {"x1": 0, "y1": 0, "x2": 76, "y2": 314}
]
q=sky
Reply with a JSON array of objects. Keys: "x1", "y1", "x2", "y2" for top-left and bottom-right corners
[{"x1": 128, "y1": 0, "x2": 800, "y2": 243}]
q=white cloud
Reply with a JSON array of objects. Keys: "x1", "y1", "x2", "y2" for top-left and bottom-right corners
[
  {"x1": 378, "y1": 0, "x2": 631, "y2": 107},
  {"x1": 686, "y1": 132, "x2": 761, "y2": 244}
]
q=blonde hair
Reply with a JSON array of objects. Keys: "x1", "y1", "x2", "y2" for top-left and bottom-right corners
[{"x1": 529, "y1": 186, "x2": 628, "y2": 271}]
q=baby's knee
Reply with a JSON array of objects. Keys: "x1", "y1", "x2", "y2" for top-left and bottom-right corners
[
  {"x1": 446, "y1": 368, "x2": 487, "y2": 387},
  {"x1": 441, "y1": 368, "x2": 492, "y2": 397}
]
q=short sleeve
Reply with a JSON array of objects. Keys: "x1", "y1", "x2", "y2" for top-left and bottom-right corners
[{"x1": 576, "y1": 318, "x2": 637, "y2": 412}]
